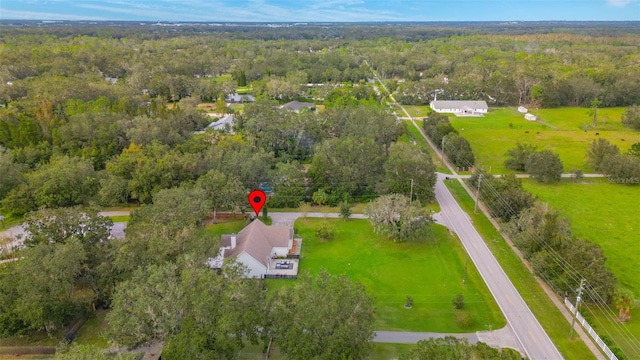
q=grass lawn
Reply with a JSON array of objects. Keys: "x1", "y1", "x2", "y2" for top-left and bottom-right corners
[
  {"x1": 403, "y1": 105, "x2": 432, "y2": 118},
  {"x1": 74, "y1": 311, "x2": 110, "y2": 348},
  {"x1": 522, "y1": 179, "x2": 640, "y2": 354},
  {"x1": 445, "y1": 180, "x2": 596, "y2": 359},
  {"x1": 199, "y1": 219, "x2": 249, "y2": 239},
  {"x1": 107, "y1": 215, "x2": 129, "y2": 223},
  {"x1": 292, "y1": 218, "x2": 505, "y2": 332},
  {"x1": 448, "y1": 107, "x2": 640, "y2": 174}
]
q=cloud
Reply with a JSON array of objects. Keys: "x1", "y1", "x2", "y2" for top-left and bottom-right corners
[
  {"x1": 606, "y1": 0, "x2": 630, "y2": 6},
  {"x1": 0, "y1": 7, "x2": 103, "y2": 20}
]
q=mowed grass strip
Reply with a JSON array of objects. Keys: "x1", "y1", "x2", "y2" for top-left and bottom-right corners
[
  {"x1": 448, "y1": 107, "x2": 640, "y2": 173},
  {"x1": 445, "y1": 180, "x2": 596, "y2": 359},
  {"x1": 294, "y1": 218, "x2": 505, "y2": 332},
  {"x1": 523, "y1": 179, "x2": 640, "y2": 350}
]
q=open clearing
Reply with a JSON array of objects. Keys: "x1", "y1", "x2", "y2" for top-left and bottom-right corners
[
  {"x1": 523, "y1": 179, "x2": 640, "y2": 352},
  {"x1": 293, "y1": 218, "x2": 505, "y2": 332},
  {"x1": 441, "y1": 107, "x2": 640, "y2": 173}
]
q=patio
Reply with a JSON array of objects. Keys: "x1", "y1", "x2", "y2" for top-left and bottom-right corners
[{"x1": 266, "y1": 259, "x2": 299, "y2": 277}]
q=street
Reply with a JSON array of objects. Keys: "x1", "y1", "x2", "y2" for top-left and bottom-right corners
[{"x1": 436, "y1": 173, "x2": 563, "y2": 359}]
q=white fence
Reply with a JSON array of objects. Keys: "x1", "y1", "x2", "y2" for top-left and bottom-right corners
[{"x1": 564, "y1": 298, "x2": 619, "y2": 360}]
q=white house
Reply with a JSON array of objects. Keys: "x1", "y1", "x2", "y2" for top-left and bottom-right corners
[
  {"x1": 208, "y1": 219, "x2": 301, "y2": 278},
  {"x1": 430, "y1": 100, "x2": 489, "y2": 116}
]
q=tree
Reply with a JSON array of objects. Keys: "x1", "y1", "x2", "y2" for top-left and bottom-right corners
[
  {"x1": 339, "y1": 201, "x2": 352, "y2": 220},
  {"x1": 588, "y1": 98, "x2": 602, "y2": 127},
  {"x1": 269, "y1": 271, "x2": 374, "y2": 360},
  {"x1": 268, "y1": 161, "x2": 307, "y2": 208},
  {"x1": 107, "y1": 261, "x2": 264, "y2": 354},
  {"x1": 504, "y1": 143, "x2": 537, "y2": 172},
  {"x1": 400, "y1": 336, "x2": 520, "y2": 360},
  {"x1": 237, "y1": 70, "x2": 247, "y2": 87},
  {"x1": 21, "y1": 207, "x2": 115, "y2": 306},
  {"x1": 196, "y1": 170, "x2": 246, "y2": 223},
  {"x1": 383, "y1": 142, "x2": 437, "y2": 203},
  {"x1": 314, "y1": 220, "x2": 335, "y2": 241},
  {"x1": 587, "y1": 138, "x2": 619, "y2": 172},
  {"x1": 23, "y1": 207, "x2": 113, "y2": 248},
  {"x1": 0, "y1": 147, "x2": 25, "y2": 200},
  {"x1": 309, "y1": 137, "x2": 385, "y2": 197},
  {"x1": 629, "y1": 142, "x2": 640, "y2": 158},
  {"x1": 613, "y1": 288, "x2": 636, "y2": 322},
  {"x1": 365, "y1": 194, "x2": 433, "y2": 242},
  {"x1": 13, "y1": 239, "x2": 88, "y2": 334},
  {"x1": 601, "y1": 154, "x2": 640, "y2": 184},
  {"x1": 525, "y1": 150, "x2": 563, "y2": 183},
  {"x1": 452, "y1": 294, "x2": 464, "y2": 310},
  {"x1": 312, "y1": 189, "x2": 329, "y2": 206},
  {"x1": 622, "y1": 104, "x2": 640, "y2": 130},
  {"x1": 5, "y1": 155, "x2": 99, "y2": 214},
  {"x1": 443, "y1": 134, "x2": 475, "y2": 169}
]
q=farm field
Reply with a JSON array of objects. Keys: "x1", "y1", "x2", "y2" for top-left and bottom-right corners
[
  {"x1": 446, "y1": 107, "x2": 640, "y2": 174},
  {"x1": 293, "y1": 218, "x2": 506, "y2": 332},
  {"x1": 523, "y1": 179, "x2": 640, "y2": 353}
]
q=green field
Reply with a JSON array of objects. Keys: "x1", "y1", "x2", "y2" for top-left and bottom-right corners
[
  {"x1": 523, "y1": 179, "x2": 640, "y2": 355},
  {"x1": 293, "y1": 218, "x2": 505, "y2": 332},
  {"x1": 446, "y1": 107, "x2": 640, "y2": 173}
]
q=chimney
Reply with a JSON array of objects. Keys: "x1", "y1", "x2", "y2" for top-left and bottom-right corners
[{"x1": 231, "y1": 233, "x2": 237, "y2": 249}]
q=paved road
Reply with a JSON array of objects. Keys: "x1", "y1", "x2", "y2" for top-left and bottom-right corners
[{"x1": 435, "y1": 173, "x2": 563, "y2": 359}]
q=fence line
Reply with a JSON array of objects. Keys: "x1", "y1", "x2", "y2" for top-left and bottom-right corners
[
  {"x1": 564, "y1": 298, "x2": 618, "y2": 360},
  {"x1": 263, "y1": 274, "x2": 297, "y2": 279}
]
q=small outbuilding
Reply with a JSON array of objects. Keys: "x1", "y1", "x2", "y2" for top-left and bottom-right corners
[
  {"x1": 524, "y1": 113, "x2": 537, "y2": 121},
  {"x1": 518, "y1": 106, "x2": 528, "y2": 113}
]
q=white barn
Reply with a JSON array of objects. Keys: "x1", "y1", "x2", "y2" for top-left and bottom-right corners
[{"x1": 430, "y1": 100, "x2": 489, "y2": 116}]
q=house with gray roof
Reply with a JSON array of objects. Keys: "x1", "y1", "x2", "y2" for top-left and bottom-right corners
[
  {"x1": 208, "y1": 219, "x2": 301, "y2": 278},
  {"x1": 225, "y1": 93, "x2": 255, "y2": 103},
  {"x1": 430, "y1": 100, "x2": 488, "y2": 116},
  {"x1": 280, "y1": 101, "x2": 315, "y2": 113}
]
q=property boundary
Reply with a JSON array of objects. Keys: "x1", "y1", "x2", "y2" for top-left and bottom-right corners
[{"x1": 565, "y1": 298, "x2": 618, "y2": 360}]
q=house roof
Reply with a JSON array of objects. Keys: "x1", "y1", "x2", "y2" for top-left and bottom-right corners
[
  {"x1": 225, "y1": 93, "x2": 255, "y2": 103},
  {"x1": 281, "y1": 101, "x2": 314, "y2": 112},
  {"x1": 431, "y1": 100, "x2": 488, "y2": 110},
  {"x1": 207, "y1": 114, "x2": 234, "y2": 131},
  {"x1": 223, "y1": 219, "x2": 292, "y2": 267}
]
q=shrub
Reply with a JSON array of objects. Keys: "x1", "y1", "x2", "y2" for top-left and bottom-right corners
[
  {"x1": 452, "y1": 294, "x2": 464, "y2": 310},
  {"x1": 455, "y1": 310, "x2": 474, "y2": 328}
]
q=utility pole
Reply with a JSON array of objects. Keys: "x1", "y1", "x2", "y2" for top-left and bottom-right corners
[
  {"x1": 409, "y1": 179, "x2": 414, "y2": 203},
  {"x1": 570, "y1": 279, "x2": 586, "y2": 340},
  {"x1": 474, "y1": 174, "x2": 483, "y2": 213}
]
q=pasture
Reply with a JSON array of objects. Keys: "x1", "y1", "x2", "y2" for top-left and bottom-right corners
[
  {"x1": 445, "y1": 107, "x2": 640, "y2": 174},
  {"x1": 293, "y1": 218, "x2": 505, "y2": 332},
  {"x1": 523, "y1": 179, "x2": 640, "y2": 352}
]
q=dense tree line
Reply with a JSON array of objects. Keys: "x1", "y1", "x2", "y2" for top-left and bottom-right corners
[
  {"x1": 587, "y1": 138, "x2": 640, "y2": 184},
  {"x1": 423, "y1": 112, "x2": 476, "y2": 169}
]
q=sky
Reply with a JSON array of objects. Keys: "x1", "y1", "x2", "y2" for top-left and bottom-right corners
[{"x1": 1, "y1": 0, "x2": 639, "y2": 22}]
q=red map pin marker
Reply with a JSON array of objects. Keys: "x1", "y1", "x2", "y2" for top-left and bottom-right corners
[{"x1": 248, "y1": 189, "x2": 266, "y2": 216}]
